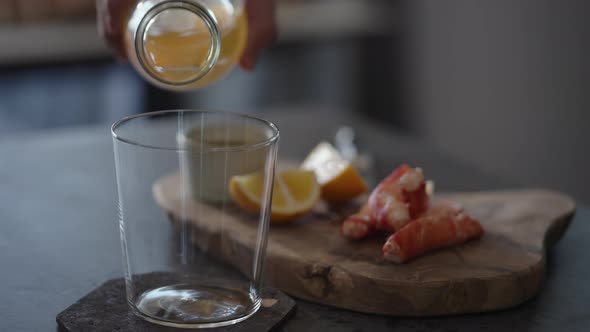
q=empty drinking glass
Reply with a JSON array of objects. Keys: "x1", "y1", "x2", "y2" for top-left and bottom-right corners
[{"x1": 111, "y1": 110, "x2": 279, "y2": 328}]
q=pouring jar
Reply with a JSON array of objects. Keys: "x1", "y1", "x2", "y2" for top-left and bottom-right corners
[{"x1": 125, "y1": 0, "x2": 247, "y2": 90}]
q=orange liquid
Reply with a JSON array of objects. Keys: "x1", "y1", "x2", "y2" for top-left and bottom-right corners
[{"x1": 142, "y1": 6, "x2": 247, "y2": 88}]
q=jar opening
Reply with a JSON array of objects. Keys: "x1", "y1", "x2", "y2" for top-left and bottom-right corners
[{"x1": 135, "y1": 2, "x2": 221, "y2": 86}]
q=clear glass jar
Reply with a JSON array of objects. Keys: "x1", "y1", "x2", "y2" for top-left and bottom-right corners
[{"x1": 125, "y1": 0, "x2": 247, "y2": 91}]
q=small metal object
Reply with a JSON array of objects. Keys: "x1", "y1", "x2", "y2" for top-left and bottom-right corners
[{"x1": 334, "y1": 126, "x2": 377, "y2": 188}]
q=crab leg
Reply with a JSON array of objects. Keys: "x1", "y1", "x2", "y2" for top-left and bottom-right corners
[
  {"x1": 341, "y1": 204, "x2": 374, "y2": 240},
  {"x1": 383, "y1": 203, "x2": 484, "y2": 263},
  {"x1": 368, "y1": 164, "x2": 429, "y2": 232}
]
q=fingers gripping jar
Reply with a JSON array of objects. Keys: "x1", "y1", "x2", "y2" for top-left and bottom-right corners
[{"x1": 125, "y1": 0, "x2": 247, "y2": 90}]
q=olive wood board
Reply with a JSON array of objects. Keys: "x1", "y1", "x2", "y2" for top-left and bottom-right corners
[{"x1": 153, "y1": 173, "x2": 575, "y2": 316}]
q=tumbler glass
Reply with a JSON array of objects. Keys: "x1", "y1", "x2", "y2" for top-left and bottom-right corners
[{"x1": 111, "y1": 110, "x2": 279, "y2": 328}]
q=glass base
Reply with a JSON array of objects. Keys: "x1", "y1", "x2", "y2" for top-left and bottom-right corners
[{"x1": 132, "y1": 284, "x2": 261, "y2": 328}]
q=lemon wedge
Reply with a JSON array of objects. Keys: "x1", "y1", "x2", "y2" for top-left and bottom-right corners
[
  {"x1": 301, "y1": 142, "x2": 368, "y2": 203},
  {"x1": 229, "y1": 170, "x2": 320, "y2": 223}
]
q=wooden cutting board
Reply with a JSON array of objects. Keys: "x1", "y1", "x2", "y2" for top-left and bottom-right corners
[{"x1": 153, "y1": 173, "x2": 575, "y2": 316}]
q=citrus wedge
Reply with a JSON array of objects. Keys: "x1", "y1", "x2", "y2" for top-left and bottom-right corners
[
  {"x1": 301, "y1": 142, "x2": 368, "y2": 203},
  {"x1": 229, "y1": 170, "x2": 321, "y2": 223}
]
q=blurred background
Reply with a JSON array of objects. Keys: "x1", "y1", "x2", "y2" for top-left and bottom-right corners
[{"x1": 0, "y1": 0, "x2": 588, "y2": 203}]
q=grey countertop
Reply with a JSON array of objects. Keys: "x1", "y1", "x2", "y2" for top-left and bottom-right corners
[{"x1": 0, "y1": 109, "x2": 588, "y2": 331}]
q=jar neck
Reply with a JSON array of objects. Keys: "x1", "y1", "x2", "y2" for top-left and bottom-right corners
[{"x1": 135, "y1": 0, "x2": 221, "y2": 87}]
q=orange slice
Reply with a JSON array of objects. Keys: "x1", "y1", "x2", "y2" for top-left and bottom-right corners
[
  {"x1": 301, "y1": 142, "x2": 368, "y2": 203},
  {"x1": 229, "y1": 170, "x2": 320, "y2": 223}
]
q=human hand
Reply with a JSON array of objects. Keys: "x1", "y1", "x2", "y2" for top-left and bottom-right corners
[
  {"x1": 96, "y1": 0, "x2": 134, "y2": 60},
  {"x1": 96, "y1": 0, "x2": 277, "y2": 70},
  {"x1": 240, "y1": 0, "x2": 276, "y2": 70}
]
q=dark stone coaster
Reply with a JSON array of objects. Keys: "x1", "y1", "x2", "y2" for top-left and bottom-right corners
[{"x1": 56, "y1": 274, "x2": 296, "y2": 332}]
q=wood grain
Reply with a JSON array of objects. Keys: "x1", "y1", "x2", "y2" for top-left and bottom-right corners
[{"x1": 153, "y1": 173, "x2": 575, "y2": 316}]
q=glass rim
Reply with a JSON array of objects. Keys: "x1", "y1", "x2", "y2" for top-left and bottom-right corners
[{"x1": 111, "y1": 109, "x2": 280, "y2": 152}]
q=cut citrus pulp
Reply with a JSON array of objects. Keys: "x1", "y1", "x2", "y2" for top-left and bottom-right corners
[
  {"x1": 228, "y1": 170, "x2": 320, "y2": 223},
  {"x1": 301, "y1": 142, "x2": 368, "y2": 203}
]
